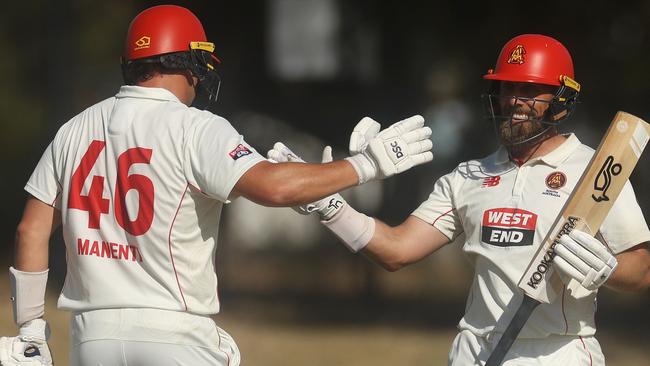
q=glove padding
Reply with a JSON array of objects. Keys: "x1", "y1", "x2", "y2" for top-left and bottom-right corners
[
  {"x1": 267, "y1": 142, "x2": 347, "y2": 221},
  {"x1": 346, "y1": 115, "x2": 433, "y2": 184},
  {"x1": 0, "y1": 319, "x2": 53, "y2": 366},
  {"x1": 554, "y1": 230, "x2": 618, "y2": 291}
]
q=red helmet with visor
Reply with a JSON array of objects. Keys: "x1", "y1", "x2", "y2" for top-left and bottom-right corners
[
  {"x1": 121, "y1": 5, "x2": 221, "y2": 106},
  {"x1": 482, "y1": 34, "x2": 580, "y2": 146}
]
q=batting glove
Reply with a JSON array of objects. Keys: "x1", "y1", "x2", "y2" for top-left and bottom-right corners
[
  {"x1": 267, "y1": 142, "x2": 347, "y2": 221},
  {"x1": 0, "y1": 319, "x2": 53, "y2": 366},
  {"x1": 345, "y1": 115, "x2": 433, "y2": 184},
  {"x1": 554, "y1": 230, "x2": 618, "y2": 291}
]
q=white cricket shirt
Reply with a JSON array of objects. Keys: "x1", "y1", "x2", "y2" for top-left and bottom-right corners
[
  {"x1": 412, "y1": 134, "x2": 650, "y2": 338},
  {"x1": 26, "y1": 86, "x2": 264, "y2": 315}
]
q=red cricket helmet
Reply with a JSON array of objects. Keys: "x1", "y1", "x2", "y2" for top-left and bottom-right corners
[
  {"x1": 121, "y1": 5, "x2": 222, "y2": 106},
  {"x1": 123, "y1": 5, "x2": 219, "y2": 62},
  {"x1": 483, "y1": 34, "x2": 576, "y2": 87},
  {"x1": 482, "y1": 34, "x2": 581, "y2": 146}
]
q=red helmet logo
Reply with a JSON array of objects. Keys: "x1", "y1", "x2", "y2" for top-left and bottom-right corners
[
  {"x1": 507, "y1": 45, "x2": 526, "y2": 65},
  {"x1": 134, "y1": 36, "x2": 151, "y2": 51}
]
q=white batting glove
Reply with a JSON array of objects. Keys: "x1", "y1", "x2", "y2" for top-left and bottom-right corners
[
  {"x1": 554, "y1": 230, "x2": 618, "y2": 291},
  {"x1": 267, "y1": 142, "x2": 347, "y2": 221},
  {"x1": 0, "y1": 319, "x2": 53, "y2": 366},
  {"x1": 345, "y1": 115, "x2": 433, "y2": 184}
]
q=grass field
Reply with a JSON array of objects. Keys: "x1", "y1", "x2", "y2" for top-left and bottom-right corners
[{"x1": 0, "y1": 270, "x2": 648, "y2": 365}]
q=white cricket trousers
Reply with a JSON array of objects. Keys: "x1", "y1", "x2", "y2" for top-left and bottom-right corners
[
  {"x1": 69, "y1": 308, "x2": 240, "y2": 366},
  {"x1": 449, "y1": 329, "x2": 605, "y2": 365}
]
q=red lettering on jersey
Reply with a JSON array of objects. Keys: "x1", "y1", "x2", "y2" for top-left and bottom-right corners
[
  {"x1": 77, "y1": 238, "x2": 90, "y2": 255},
  {"x1": 129, "y1": 246, "x2": 140, "y2": 261},
  {"x1": 68, "y1": 141, "x2": 155, "y2": 236},
  {"x1": 101, "y1": 241, "x2": 111, "y2": 258},
  {"x1": 68, "y1": 140, "x2": 110, "y2": 228},
  {"x1": 119, "y1": 245, "x2": 129, "y2": 260},
  {"x1": 76, "y1": 237, "x2": 144, "y2": 262},
  {"x1": 89, "y1": 241, "x2": 100, "y2": 256},
  {"x1": 114, "y1": 147, "x2": 155, "y2": 236},
  {"x1": 482, "y1": 208, "x2": 537, "y2": 230},
  {"x1": 110, "y1": 242, "x2": 119, "y2": 258},
  {"x1": 482, "y1": 176, "x2": 501, "y2": 187}
]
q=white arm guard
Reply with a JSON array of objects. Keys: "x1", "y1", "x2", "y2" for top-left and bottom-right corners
[
  {"x1": 9, "y1": 267, "x2": 48, "y2": 326},
  {"x1": 322, "y1": 204, "x2": 375, "y2": 253},
  {"x1": 554, "y1": 230, "x2": 618, "y2": 291}
]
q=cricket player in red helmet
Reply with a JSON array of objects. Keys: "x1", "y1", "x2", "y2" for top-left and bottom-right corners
[
  {"x1": 269, "y1": 34, "x2": 650, "y2": 365},
  {"x1": 483, "y1": 34, "x2": 580, "y2": 153},
  {"x1": 3, "y1": 5, "x2": 433, "y2": 365}
]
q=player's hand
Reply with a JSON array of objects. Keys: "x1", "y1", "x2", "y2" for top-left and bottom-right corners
[
  {"x1": 267, "y1": 142, "x2": 347, "y2": 221},
  {"x1": 554, "y1": 230, "x2": 618, "y2": 291},
  {"x1": 345, "y1": 115, "x2": 433, "y2": 184},
  {"x1": 0, "y1": 319, "x2": 53, "y2": 366}
]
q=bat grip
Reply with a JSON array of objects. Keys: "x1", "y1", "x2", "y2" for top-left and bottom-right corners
[{"x1": 485, "y1": 295, "x2": 541, "y2": 366}]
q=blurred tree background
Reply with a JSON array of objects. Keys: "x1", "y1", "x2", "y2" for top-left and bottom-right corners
[{"x1": 1, "y1": 0, "x2": 649, "y2": 365}]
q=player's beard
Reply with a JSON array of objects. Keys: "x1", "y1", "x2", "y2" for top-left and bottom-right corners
[{"x1": 498, "y1": 106, "x2": 547, "y2": 146}]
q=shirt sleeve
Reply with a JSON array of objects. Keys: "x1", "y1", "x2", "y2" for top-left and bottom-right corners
[
  {"x1": 24, "y1": 141, "x2": 62, "y2": 208},
  {"x1": 599, "y1": 180, "x2": 650, "y2": 254},
  {"x1": 411, "y1": 170, "x2": 462, "y2": 241},
  {"x1": 184, "y1": 115, "x2": 265, "y2": 202}
]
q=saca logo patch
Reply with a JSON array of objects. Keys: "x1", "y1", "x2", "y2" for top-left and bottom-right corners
[
  {"x1": 481, "y1": 208, "x2": 537, "y2": 247},
  {"x1": 229, "y1": 144, "x2": 252, "y2": 160}
]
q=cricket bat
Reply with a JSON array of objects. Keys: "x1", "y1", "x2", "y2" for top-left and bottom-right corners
[{"x1": 485, "y1": 111, "x2": 650, "y2": 366}]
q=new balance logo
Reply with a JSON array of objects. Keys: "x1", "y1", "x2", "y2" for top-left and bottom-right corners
[{"x1": 482, "y1": 176, "x2": 501, "y2": 188}]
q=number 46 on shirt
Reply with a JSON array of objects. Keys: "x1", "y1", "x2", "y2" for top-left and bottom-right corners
[{"x1": 68, "y1": 140, "x2": 154, "y2": 236}]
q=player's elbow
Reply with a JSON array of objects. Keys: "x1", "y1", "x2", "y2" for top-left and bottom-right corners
[
  {"x1": 252, "y1": 181, "x2": 301, "y2": 207},
  {"x1": 15, "y1": 219, "x2": 41, "y2": 246},
  {"x1": 372, "y1": 252, "x2": 410, "y2": 272},
  {"x1": 365, "y1": 229, "x2": 416, "y2": 272},
  {"x1": 235, "y1": 161, "x2": 305, "y2": 206},
  {"x1": 381, "y1": 261, "x2": 406, "y2": 272}
]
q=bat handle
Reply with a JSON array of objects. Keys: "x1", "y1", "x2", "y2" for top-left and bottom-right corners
[{"x1": 485, "y1": 295, "x2": 541, "y2": 366}]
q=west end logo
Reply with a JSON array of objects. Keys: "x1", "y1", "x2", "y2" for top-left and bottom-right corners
[
  {"x1": 481, "y1": 208, "x2": 538, "y2": 247},
  {"x1": 134, "y1": 36, "x2": 151, "y2": 51},
  {"x1": 507, "y1": 44, "x2": 526, "y2": 65}
]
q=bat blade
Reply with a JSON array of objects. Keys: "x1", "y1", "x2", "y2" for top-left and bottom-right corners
[{"x1": 518, "y1": 111, "x2": 650, "y2": 303}]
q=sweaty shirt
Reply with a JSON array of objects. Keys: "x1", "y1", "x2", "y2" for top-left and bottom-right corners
[
  {"x1": 412, "y1": 134, "x2": 650, "y2": 338},
  {"x1": 26, "y1": 86, "x2": 264, "y2": 315}
]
